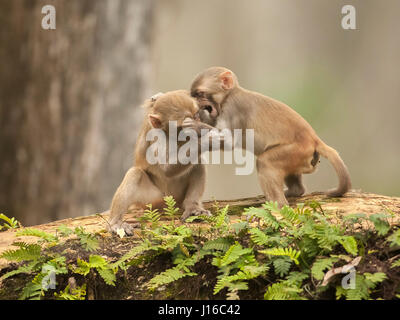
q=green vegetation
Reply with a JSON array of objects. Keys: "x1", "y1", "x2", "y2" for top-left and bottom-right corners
[
  {"x1": 0, "y1": 196, "x2": 399, "y2": 300},
  {"x1": 0, "y1": 213, "x2": 20, "y2": 231}
]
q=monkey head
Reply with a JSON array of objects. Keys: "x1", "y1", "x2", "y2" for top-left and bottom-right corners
[
  {"x1": 190, "y1": 67, "x2": 238, "y2": 125},
  {"x1": 146, "y1": 90, "x2": 214, "y2": 134}
]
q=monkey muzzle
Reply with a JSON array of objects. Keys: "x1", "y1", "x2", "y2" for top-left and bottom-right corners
[{"x1": 200, "y1": 103, "x2": 218, "y2": 118}]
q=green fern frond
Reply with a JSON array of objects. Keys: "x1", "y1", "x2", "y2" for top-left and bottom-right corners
[
  {"x1": 147, "y1": 266, "x2": 197, "y2": 290},
  {"x1": 202, "y1": 237, "x2": 233, "y2": 252},
  {"x1": 249, "y1": 228, "x2": 269, "y2": 246},
  {"x1": 16, "y1": 228, "x2": 57, "y2": 242},
  {"x1": 230, "y1": 221, "x2": 249, "y2": 235},
  {"x1": 0, "y1": 243, "x2": 41, "y2": 262},
  {"x1": 163, "y1": 196, "x2": 180, "y2": 217},
  {"x1": 260, "y1": 247, "x2": 301, "y2": 265},
  {"x1": 218, "y1": 243, "x2": 253, "y2": 267},
  {"x1": 214, "y1": 265, "x2": 268, "y2": 295},
  {"x1": 244, "y1": 206, "x2": 280, "y2": 230},
  {"x1": 215, "y1": 205, "x2": 229, "y2": 229},
  {"x1": 142, "y1": 204, "x2": 161, "y2": 225},
  {"x1": 364, "y1": 272, "x2": 387, "y2": 284},
  {"x1": 111, "y1": 241, "x2": 152, "y2": 268},
  {"x1": 264, "y1": 281, "x2": 304, "y2": 300},
  {"x1": 391, "y1": 259, "x2": 400, "y2": 268},
  {"x1": 285, "y1": 271, "x2": 309, "y2": 286},
  {"x1": 19, "y1": 282, "x2": 43, "y2": 300},
  {"x1": 338, "y1": 236, "x2": 358, "y2": 256},
  {"x1": 0, "y1": 213, "x2": 21, "y2": 229},
  {"x1": 97, "y1": 267, "x2": 116, "y2": 286},
  {"x1": 0, "y1": 263, "x2": 37, "y2": 281},
  {"x1": 273, "y1": 257, "x2": 292, "y2": 277},
  {"x1": 388, "y1": 229, "x2": 400, "y2": 247},
  {"x1": 368, "y1": 213, "x2": 390, "y2": 236},
  {"x1": 54, "y1": 284, "x2": 86, "y2": 300},
  {"x1": 311, "y1": 257, "x2": 339, "y2": 280},
  {"x1": 278, "y1": 205, "x2": 300, "y2": 224}
]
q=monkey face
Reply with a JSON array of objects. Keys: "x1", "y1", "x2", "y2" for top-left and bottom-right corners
[
  {"x1": 191, "y1": 67, "x2": 236, "y2": 123},
  {"x1": 191, "y1": 90, "x2": 220, "y2": 126}
]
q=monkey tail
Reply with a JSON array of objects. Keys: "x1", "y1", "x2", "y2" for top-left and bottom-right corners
[{"x1": 315, "y1": 140, "x2": 351, "y2": 197}]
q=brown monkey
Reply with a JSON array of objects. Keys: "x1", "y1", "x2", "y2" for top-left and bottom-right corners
[
  {"x1": 190, "y1": 67, "x2": 351, "y2": 207},
  {"x1": 108, "y1": 90, "x2": 215, "y2": 235}
]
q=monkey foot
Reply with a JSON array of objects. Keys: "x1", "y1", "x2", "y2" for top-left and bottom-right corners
[
  {"x1": 108, "y1": 222, "x2": 137, "y2": 237},
  {"x1": 181, "y1": 208, "x2": 212, "y2": 222}
]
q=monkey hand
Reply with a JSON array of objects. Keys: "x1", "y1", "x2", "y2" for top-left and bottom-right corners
[
  {"x1": 108, "y1": 221, "x2": 136, "y2": 237},
  {"x1": 181, "y1": 207, "x2": 212, "y2": 222},
  {"x1": 182, "y1": 117, "x2": 215, "y2": 136}
]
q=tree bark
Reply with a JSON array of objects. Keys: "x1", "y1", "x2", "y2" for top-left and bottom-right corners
[{"x1": 0, "y1": 0, "x2": 154, "y2": 225}]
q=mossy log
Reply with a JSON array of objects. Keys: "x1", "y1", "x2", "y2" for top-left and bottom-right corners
[{"x1": 1, "y1": 190, "x2": 399, "y2": 271}]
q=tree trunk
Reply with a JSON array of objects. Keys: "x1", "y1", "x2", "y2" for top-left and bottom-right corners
[{"x1": 0, "y1": 0, "x2": 154, "y2": 225}]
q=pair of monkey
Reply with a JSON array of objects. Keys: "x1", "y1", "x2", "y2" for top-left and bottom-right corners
[{"x1": 108, "y1": 67, "x2": 351, "y2": 235}]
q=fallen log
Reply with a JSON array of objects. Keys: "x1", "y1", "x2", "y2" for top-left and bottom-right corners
[{"x1": 1, "y1": 190, "x2": 399, "y2": 270}]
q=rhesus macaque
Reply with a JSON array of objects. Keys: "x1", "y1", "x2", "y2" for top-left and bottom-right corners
[
  {"x1": 190, "y1": 67, "x2": 351, "y2": 207},
  {"x1": 108, "y1": 90, "x2": 215, "y2": 235}
]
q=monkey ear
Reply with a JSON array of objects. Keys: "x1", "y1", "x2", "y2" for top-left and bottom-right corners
[
  {"x1": 219, "y1": 71, "x2": 234, "y2": 90},
  {"x1": 149, "y1": 114, "x2": 162, "y2": 128}
]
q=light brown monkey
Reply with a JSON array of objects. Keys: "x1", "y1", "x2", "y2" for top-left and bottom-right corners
[
  {"x1": 190, "y1": 67, "x2": 351, "y2": 207},
  {"x1": 108, "y1": 90, "x2": 215, "y2": 235}
]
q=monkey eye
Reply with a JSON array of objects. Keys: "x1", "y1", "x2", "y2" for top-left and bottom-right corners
[{"x1": 195, "y1": 91, "x2": 204, "y2": 98}]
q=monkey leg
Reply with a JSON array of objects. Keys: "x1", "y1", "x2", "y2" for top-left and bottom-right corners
[
  {"x1": 180, "y1": 165, "x2": 211, "y2": 221},
  {"x1": 256, "y1": 159, "x2": 287, "y2": 207},
  {"x1": 256, "y1": 145, "x2": 304, "y2": 207},
  {"x1": 284, "y1": 174, "x2": 306, "y2": 198},
  {"x1": 108, "y1": 167, "x2": 163, "y2": 236}
]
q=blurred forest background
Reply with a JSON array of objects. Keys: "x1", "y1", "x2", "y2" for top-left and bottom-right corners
[{"x1": 0, "y1": 0, "x2": 399, "y2": 226}]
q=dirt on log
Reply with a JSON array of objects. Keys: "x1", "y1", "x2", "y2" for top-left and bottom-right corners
[{"x1": 1, "y1": 190, "x2": 400, "y2": 271}]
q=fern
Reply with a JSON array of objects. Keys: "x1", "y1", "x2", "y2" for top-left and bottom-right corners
[
  {"x1": 147, "y1": 266, "x2": 197, "y2": 290},
  {"x1": 0, "y1": 213, "x2": 21, "y2": 230},
  {"x1": 214, "y1": 265, "x2": 268, "y2": 295},
  {"x1": 273, "y1": 257, "x2": 292, "y2": 277},
  {"x1": 215, "y1": 205, "x2": 229, "y2": 230},
  {"x1": 57, "y1": 225, "x2": 74, "y2": 237},
  {"x1": 0, "y1": 262, "x2": 38, "y2": 281},
  {"x1": 388, "y1": 229, "x2": 400, "y2": 247},
  {"x1": 230, "y1": 221, "x2": 249, "y2": 235},
  {"x1": 140, "y1": 204, "x2": 161, "y2": 228},
  {"x1": 277, "y1": 205, "x2": 301, "y2": 224},
  {"x1": 336, "y1": 273, "x2": 386, "y2": 300},
  {"x1": 1, "y1": 242, "x2": 41, "y2": 262},
  {"x1": 285, "y1": 271, "x2": 309, "y2": 286},
  {"x1": 338, "y1": 236, "x2": 358, "y2": 256},
  {"x1": 163, "y1": 196, "x2": 180, "y2": 217},
  {"x1": 216, "y1": 243, "x2": 253, "y2": 267},
  {"x1": 202, "y1": 237, "x2": 233, "y2": 252},
  {"x1": 391, "y1": 259, "x2": 400, "y2": 268},
  {"x1": 55, "y1": 284, "x2": 86, "y2": 300},
  {"x1": 244, "y1": 206, "x2": 280, "y2": 230},
  {"x1": 260, "y1": 247, "x2": 301, "y2": 265},
  {"x1": 16, "y1": 228, "x2": 57, "y2": 242},
  {"x1": 249, "y1": 228, "x2": 269, "y2": 246},
  {"x1": 74, "y1": 255, "x2": 116, "y2": 286},
  {"x1": 311, "y1": 257, "x2": 339, "y2": 280},
  {"x1": 264, "y1": 281, "x2": 304, "y2": 300},
  {"x1": 20, "y1": 282, "x2": 43, "y2": 300},
  {"x1": 369, "y1": 213, "x2": 390, "y2": 236},
  {"x1": 73, "y1": 227, "x2": 99, "y2": 252},
  {"x1": 364, "y1": 272, "x2": 387, "y2": 284}
]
